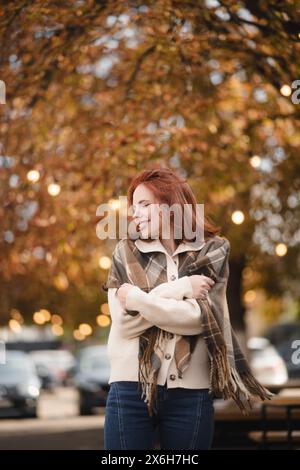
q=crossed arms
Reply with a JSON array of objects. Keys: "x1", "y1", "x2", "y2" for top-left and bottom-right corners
[{"x1": 107, "y1": 276, "x2": 203, "y2": 339}]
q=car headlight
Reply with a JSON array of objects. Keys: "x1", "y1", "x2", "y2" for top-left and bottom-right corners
[{"x1": 17, "y1": 384, "x2": 40, "y2": 397}]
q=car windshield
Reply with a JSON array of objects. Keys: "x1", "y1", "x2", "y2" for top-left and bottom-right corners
[
  {"x1": 30, "y1": 351, "x2": 74, "y2": 367},
  {"x1": 79, "y1": 353, "x2": 109, "y2": 373},
  {"x1": 0, "y1": 356, "x2": 34, "y2": 383}
]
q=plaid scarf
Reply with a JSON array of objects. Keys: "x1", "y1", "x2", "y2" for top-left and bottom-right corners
[{"x1": 102, "y1": 235, "x2": 273, "y2": 417}]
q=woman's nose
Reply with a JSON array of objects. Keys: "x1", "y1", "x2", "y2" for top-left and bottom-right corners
[{"x1": 132, "y1": 205, "x2": 141, "y2": 218}]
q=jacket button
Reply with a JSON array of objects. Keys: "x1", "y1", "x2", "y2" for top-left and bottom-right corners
[
  {"x1": 169, "y1": 374, "x2": 176, "y2": 381},
  {"x1": 170, "y1": 274, "x2": 176, "y2": 280},
  {"x1": 165, "y1": 353, "x2": 171, "y2": 360}
]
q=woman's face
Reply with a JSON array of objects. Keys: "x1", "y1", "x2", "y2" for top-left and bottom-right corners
[{"x1": 131, "y1": 184, "x2": 163, "y2": 239}]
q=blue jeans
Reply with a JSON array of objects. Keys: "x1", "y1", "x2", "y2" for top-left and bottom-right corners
[{"x1": 104, "y1": 381, "x2": 214, "y2": 450}]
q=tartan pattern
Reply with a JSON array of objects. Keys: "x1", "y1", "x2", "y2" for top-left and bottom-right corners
[{"x1": 103, "y1": 235, "x2": 273, "y2": 416}]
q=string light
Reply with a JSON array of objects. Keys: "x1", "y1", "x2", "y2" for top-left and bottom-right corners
[
  {"x1": 51, "y1": 314, "x2": 63, "y2": 325},
  {"x1": 280, "y1": 84, "x2": 292, "y2": 97},
  {"x1": 51, "y1": 324, "x2": 64, "y2": 336},
  {"x1": 79, "y1": 323, "x2": 92, "y2": 336},
  {"x1": 27, "y1": 170, "x2": 40, "y2": 183},
  {"x1": 244, "y1": 290, "x2": 256, "y2": 303},
  {"x1": 250, "y1": 155, "x2": 261, "y2": 168},
  {"x1": 275, "y1": 243, "x2": 287, "y2": 256},
  {"x1": 33, "y1": 311, "x2": 46, "y2": 325},
  {"x1": 99, "y1": 256, "x2": 111, "y2": 270},
  {"x1": 96, "y1": 315, "x2": 110, "y2": 327},
  {"x1": 73, "y1": 329, "x2": 85, "y2": 341},
  {"x1": 100, "y1": 303, "x2": 110, "y2": 315},
  {"x1": 48, "y1": 183, "x2": 61, "y2": 196},
  {"x1": 8, "y1": 319, "x2": 22, "y2": 333},
  {"x1": 231, "y1": 210, "x2": 245, "y2": 225}
]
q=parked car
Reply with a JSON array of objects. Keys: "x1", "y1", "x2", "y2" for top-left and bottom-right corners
[
  {"x1": 264, "y1": 322, "x2": 300, "y2": 379},
  {"x1": 248, "y1": 336, "x2": 288, "y2": 387},
  {"x1": 74, "y1": 345, "x2": 110, "y2": 415},
  {"x1": 29, "y1": 349, "x2": 76, "y2": 387},
  {"x1": 0, "y1": 350, "x2": 41, "y2": 418},
  {"x1": 30, "y1": 360, "x2": 57, "y2": 391}
]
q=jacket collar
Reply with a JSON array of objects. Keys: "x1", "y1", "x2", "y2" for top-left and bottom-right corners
[{"x1": 134, "y1": 237, "x2": 205, "y2": 257}]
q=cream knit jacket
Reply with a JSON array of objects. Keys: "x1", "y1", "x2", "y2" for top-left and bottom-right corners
[{"x1": 106, "y1": 237, "x2": 210, "y2": 389}]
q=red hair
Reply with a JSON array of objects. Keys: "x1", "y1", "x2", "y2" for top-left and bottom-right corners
[{"x1": 127, "y1": 165, "x2": 221, "y2": 245}]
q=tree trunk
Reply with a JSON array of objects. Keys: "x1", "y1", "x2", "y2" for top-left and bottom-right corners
[{"x1": 227, "y1": 256, "x2": 248, "y2": 357}]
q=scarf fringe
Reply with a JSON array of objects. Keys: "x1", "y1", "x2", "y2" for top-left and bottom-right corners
[
  {"x1": 138, "y1": 330, "x2": 166, "y2": 417},
  {"x1": 209, "y1": 347, "x2": 274, "y2": 415}
]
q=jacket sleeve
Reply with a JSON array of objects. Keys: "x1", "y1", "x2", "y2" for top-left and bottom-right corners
[
  {"x1": 108, "y1": 287, "x2": 152, "y2": 339},
  {"x1": 108, "y1": 276, "x2": 203, "y2": 339},
  {"x1": 124, "y1": 278, "x2": 204, "y2": 336}
]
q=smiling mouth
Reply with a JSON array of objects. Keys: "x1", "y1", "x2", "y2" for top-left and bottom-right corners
[{"x1": 138, "y1": 220, "x2": 150, "y2": 227}]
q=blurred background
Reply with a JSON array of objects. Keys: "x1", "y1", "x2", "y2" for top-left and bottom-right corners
[{"x1": 0, "y1": 0, "x2": 299, "y2": 450}]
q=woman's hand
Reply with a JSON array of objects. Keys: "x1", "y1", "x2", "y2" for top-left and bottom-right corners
[
  {"x1": 189, "y1": 274, "x2": 215, "y2": 300},
  {"x1": 116, "y1": 283, "x2": 136, "y2": 309}
]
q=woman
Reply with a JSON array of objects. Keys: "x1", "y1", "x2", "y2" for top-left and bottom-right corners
[{"x1": 103, "y1": 167, "x2": 271, "y2": 450}]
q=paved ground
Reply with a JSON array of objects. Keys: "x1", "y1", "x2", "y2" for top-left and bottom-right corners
[
  {"x1": 0, "y1": 387, "x2": 104, "y2": 450},
  {"x1": 2, "y1": 386, "x2": 297, "y2": 450}
]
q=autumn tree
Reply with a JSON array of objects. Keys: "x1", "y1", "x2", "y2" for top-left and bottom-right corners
[{"x1": 0, "y1": 0, "x2": 299, "y2": 337}]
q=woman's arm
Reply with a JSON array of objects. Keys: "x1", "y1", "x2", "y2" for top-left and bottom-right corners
[
  {"x1": 108, "y1": 276, "x2": 203, "y2": 339},
  {"x1": 147, "y1": 275, "x2": 196, "y2": 300},
  {"x1": 125, "y1": 284, "x2": 203, "y2": 336},
  {"x1": 108, "y1": 287, "x2": 154, "y2": 339}
]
